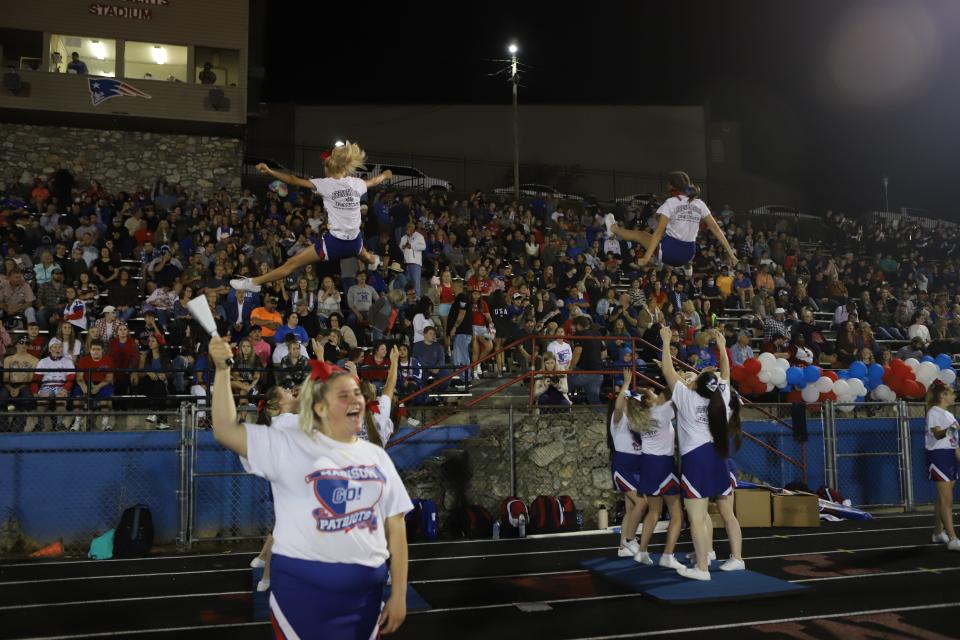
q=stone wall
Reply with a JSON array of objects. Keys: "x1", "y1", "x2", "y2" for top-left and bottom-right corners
[
  {"x1": 400, "y1": 408, "x2": 619, "y2": 534},
  {"x1": 0, "y1": 123, "x2": 242, "y2": 196}
]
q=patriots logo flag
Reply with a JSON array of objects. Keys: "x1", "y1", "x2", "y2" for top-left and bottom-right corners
[
  {"x1": 306, "y1": 465, "x2": 386, "y2": 533},
  {"x1": 88, "y1": 78, "x2": 152, "y2": 107}
]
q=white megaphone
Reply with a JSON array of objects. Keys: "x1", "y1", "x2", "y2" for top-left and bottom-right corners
[{"x1": 186, "y1": 295, "x2": 233, "y2": 367}]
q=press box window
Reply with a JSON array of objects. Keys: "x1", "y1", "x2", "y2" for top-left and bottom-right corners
[
  {"x1": 194, "y1": 47, "x2": 240, "y2": 86},
  {"x1": 49, "y1": 35, "x2": 116, "y2": 76},
  {"x1": 0, "y1": 28, "x2": 43, "y2": 72},
  {"x1": 125, "y1": 41, "x2": 187, "y2": 82}
]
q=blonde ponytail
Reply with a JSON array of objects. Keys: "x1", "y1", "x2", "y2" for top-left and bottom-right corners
[{"x1": 324, "y1": 141, "x2": 367, "y2": 178}]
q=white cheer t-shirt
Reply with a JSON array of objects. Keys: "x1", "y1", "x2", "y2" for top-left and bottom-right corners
[
  {"x1": 657, "y1": 196, "x2": 711, "y2": 243},
  {"x1": 672, "y1": 378, "x2": 732, "y2": 456},
  {"x1": 610, "y1": 413, "x2": 643, "y2": 455},
  {"x1": 245, "y1": 424, "x2": 413, "y2": 567},
  {"x1": 926, "y1": 406, "x2": 959, "y2": 451},
  {"x1": 641, "y1": 402, "x2": 677, "y2": 457},
  {"x1": 310, "y1": 176, "x2": 367, "y2": 241}
]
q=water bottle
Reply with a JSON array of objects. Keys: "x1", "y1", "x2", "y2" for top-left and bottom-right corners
[
  {"x1": 597, "y1": 505, "x2": 609, "y2": 530},
  {"x1": 492, "y1": 520, "x2": 501, "y2": 540},
  {"x1": 518, "y1": 514, "x2": 526, "y2": 539}
]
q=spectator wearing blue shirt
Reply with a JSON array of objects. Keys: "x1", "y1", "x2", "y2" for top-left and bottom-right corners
[
  {"x1": 67, "y1": 52, "x2": 88, "y2": 75},
  {"x1": 396, "y1": 343, "x2": 423, "y2": 402},
  {"x1": 729, "y1": 331, "x2": 755, "y2": 367},
  {"x1": 411, "y1": 325, "x2": 448, "y2": 396},
  {"x1": 688, "y1": 331, "x2": 719, "y2": 370},
  {"x1": 272, "y1": 311, "x2": 309, "y2": 345}
]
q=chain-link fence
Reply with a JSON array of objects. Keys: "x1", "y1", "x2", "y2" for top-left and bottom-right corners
[
  {"x1": 735, "y1": 403, "x2": 812, "y2": 490},
  {"x1": 0, "y1": 408, "x2": 186, "y2": 556}
]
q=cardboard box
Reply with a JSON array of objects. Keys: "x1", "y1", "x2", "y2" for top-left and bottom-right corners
[
  {"x1": 734, "y1": 489, "x2": 772, "y2": 528},
  {"x1": 772, "y1": 493, "x2": 820, "y2": 527}
]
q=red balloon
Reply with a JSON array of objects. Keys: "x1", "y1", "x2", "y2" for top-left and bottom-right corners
[
  {"x1": 744, "y1": 358, "x2": 762, "y2": 375},
  {"x1": 731, "y1": 366, "x2": 747, "y2": 383},
  {"x1": 890, "y1": 359, "x2": 909, "y2": 376},
  {"x1": 821, "y1": 391, "x2": 837, "y2": 402},
  {"x1": 825, "y1": 371, "x2": 838, "y2": 382}
]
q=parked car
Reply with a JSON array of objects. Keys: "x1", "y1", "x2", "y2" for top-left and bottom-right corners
[
  {"x1": 615, "y1": 193, "x2": 659, "y2": 205},
  {"x1": 492, "y1": 183, "x2": 583, "y2": 201},
  {"x1": 356, "y1": 163, "x2": 452, "y2": 192},
  {"x1": 749, "y1": 204, "x2": 801, "y2": 216}
]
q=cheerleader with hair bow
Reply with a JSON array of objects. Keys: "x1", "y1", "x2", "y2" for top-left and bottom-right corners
[{"x1": 210, "y1": 336, "x2": 412, "y2": 637}]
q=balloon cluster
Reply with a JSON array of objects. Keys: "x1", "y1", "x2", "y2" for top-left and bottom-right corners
[
  {"x1": 731, "y1": 353, "x2": 789, "y2": 396},
  {"x1": 732, "y1": 352, "x2": 957, "y2": 408}
]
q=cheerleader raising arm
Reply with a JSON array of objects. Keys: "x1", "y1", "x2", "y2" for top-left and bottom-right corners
[
  {"x1": 210, "y1": 336, "x2": 247, "y2": 458},
  {"x1": 659, "y1": 325, "x2": 683, "y2": 391},
  {"x1": 257, "y1": 162, "x2": 393, "y2": 191},
  {"x1": 713, "y1": 328, "x2": 730, "y2": 382},
  {"x1": 613, "y1": 367, "x2": 634, "y2": 424},
  {"x1": 382, "y1": 345, "x2": 399, "y2": 401}
]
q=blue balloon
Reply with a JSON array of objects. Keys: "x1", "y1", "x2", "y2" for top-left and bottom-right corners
[
  {"x1": 935, "y1": 354, "x2": 953, "y2": 370},
  {"x1": 921, "y1": 355, "x2": 936, "y2": 364},
  {"x1": 866, "y1": 378, "x2": 879, "y2": 391},
  {"x1": 786, "y1": 367, "x2": 803, "y2": 386},
  {"x1": 855, "y1": 396, "x2": 865, "y2": 404},
  {"x1": 848, "y1": 361, "x2": 867, "y2": 379},
  {"x1": 795, "y1": 381, "x2": 806, "y2": 390},
  {"x1": 868, "y1": 363, "x2": 884, "y2": 380},
  {"x1": 837, "y1": 370, "x2": 850, "y2": 380},
  {"x1": 804, "y1": 365, "x2": 822, "y2": 383}
]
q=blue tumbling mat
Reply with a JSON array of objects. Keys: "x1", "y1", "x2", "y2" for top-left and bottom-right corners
[
  {"x1": 582, "y1": 555, "x2": 809, "y2": 604},
  {"x1": 252, "y1": 570, "x2": 431, "y2": 620}
]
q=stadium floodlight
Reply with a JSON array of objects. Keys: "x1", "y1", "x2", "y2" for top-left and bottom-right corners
[
  {"x1": 508, "y1": 43, "x2": 518, "y2": 55},
  {"x1": 334, "y1": 140, "x2": 345, "y2": 148}
]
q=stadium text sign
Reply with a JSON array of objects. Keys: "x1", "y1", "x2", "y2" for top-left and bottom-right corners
[{"x1": 89, "y1": 0, "x2": 170, "y2": 21}]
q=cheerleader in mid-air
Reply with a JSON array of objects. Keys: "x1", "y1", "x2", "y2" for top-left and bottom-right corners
[
  {"x1": 658, "y1": 326, "x2": 744, "y2": 580},
  {"x1": 231, "y1": 142, "x2": 392, "y2": 293},
  {"x1": 605, "y1": 171, "x2": 737, "y2": 268}
]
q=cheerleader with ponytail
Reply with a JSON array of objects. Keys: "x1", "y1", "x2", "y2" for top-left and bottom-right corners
[
  {"x1": 604, "y1": 171, "x2": 737, "y2": 268},
  {"x1": 658, "y1": 326, "x2": 743, "y2": 581},
  {"x1": 360, "y1": 345, "x2": 400, "y2": 447},
  {"x1": 610, "y1": 368, "x2": 648, "y2": 558},
  {"x1": 209, "y1": 336, "x2": 413, "y2": 637},
  {"x1": 245, "y1": 385, "x2": 299, "y2": 592}
]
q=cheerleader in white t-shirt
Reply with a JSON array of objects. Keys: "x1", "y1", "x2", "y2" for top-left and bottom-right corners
[
  {"x1": 231, "y1": 142, "x2": 393, "y2": 293},
  {"x1": 924, "y1": 383, "x2": 960, "y2": 551},
  {"x1": 610, "y1": 368, "x2": 648, "y2": 558},
  {"x1": 356, "y1": 345, "x2": 400, "y2": 447},
  {"x1": 604, "y1": 171, "x2": 737, "y2": 268},
  {"x1": 658, "y1": 326, "x2": 744, "y2": 581},
  {"x1": 242, "y1": 385, "x2": 300, "y2": 592},
  {"x1": 631, "y1": 385, "x2": 685, "y2": 570},
  {"x1": 209, "y1": 337, "x2": 412, "y2": 637}
]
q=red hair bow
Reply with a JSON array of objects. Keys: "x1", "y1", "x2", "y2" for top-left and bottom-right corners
[
  {"x1": 320, "y1": 150, "x2": 331, "y2": 161},
  {"x1": 309, "y1": 360, "x2": 344, "y2": 382},
  {"x1": 257, "y1": 398, "x2": 266, "y2": 412},
  {"x1": 366, "y1": 400, "x2": 380, "y2": 414}
]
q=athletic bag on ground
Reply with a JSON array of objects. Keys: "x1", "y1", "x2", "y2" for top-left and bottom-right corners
[
  {"x1": 529, "y1": 495, "x2": 564, "y2": 534},
  {"x1": 499, "y1": 497, "x2": 529, "y2": 538},
  {"x1": 405, "y1": 499, "x2": 439, "y2": 541},
  {"x1": 557, "y1": 495, "x2": 578, "y2": 532},
  {"x1": 450, "y1": 505, "x2": 494, "y2": 538},
  {"x1": 113, "y1": 505, "x2": 154, "y2": 558},
  {"x1": 87, "y1": 528, "x2": 115, "y2": 560}
]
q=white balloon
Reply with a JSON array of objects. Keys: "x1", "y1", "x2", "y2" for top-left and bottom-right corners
[
  {"x1": 874, "y1": 384, "x2": 892, "y2": 401},
  {"x1": 904, "y1": 358, "x2": 920, "y2": 371},
  {"x1": 833, "y1": 379, "x2": 851, "y2": 397},
  {"x1": 758, "y1": 370, "x2": 772, "y2": 383},
  {"x1": 837, "y1": 401, "x2": 856, "y2": 412},
  {"x1": 848, "y1": 379, "x2": 867, "y2": 397},
  {"x1": 775, "y1": 357, "x2": 790, "y2": 371},
  {"x1": 816, "y1": 376, "x2": 834, "y2": 393},
  {"x1": 938, "y1": 369, "x2": 957, "y2": 385},
  {"x1": 770, "y1": 368, "x2": 787, "y2": 386},
  {"x1": 766, "y1": 382, "x2": 775, "y2": 392},
  {"x1": 917, "y1": 362, "x2": 939, "y2": 382},
  {"x1": 801, "y1": 385, "x2": 821, "y2": 403},
  {"x1": 758, "y1": 352, "x2": 776, "y2": 369}
]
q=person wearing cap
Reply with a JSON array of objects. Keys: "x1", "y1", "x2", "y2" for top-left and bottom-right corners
[
  {"x1": 761, "y1": 332, "x2": 791, "y2": 360},
  {"x1": 36, "y1": 267, "x2": 67, "y2": 330},
  {"x1": 1, "y1": 337, "x2": 38, "y2": 432},
  {"x1": 33, "y1": 251, "x2": 60, "y2": 287},
  {"x1": 762, "y1": 307, "x2": 789, "y2": 342},
  {"x1": 90, "y1": 306, "x2": 121, "y2": 343},
  {"x1": 386, "y1": 261, "x2": 409, "y2": 293}
]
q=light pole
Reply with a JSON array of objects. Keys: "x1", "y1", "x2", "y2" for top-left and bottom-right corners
[
  {"x1": 509, "y1": 42, "x2": 519, "y2": 201},
  {"x1": 882, "y1": 175, "x2": 889, "y2": 212}
]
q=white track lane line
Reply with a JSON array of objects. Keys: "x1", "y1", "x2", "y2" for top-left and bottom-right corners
[
  {"x1": 0, "y1": 591, "x2": 248, "y2": 611},
  {"x1": 570, "y1": 602, "x2": 960, "y2": 639},
  {"x1": 408, "y1": 525, "x2": 935, "y2": 563},
  {"x1": 24, "y1": 621, "x2": 270, "y2": 640}
]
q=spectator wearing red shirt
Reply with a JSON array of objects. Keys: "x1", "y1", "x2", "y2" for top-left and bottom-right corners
[
  {"x1": 24, "y1": 323, "x2": 45, "y2": 360},
  {"x1": 467, "y1": 264, "x2": 494, "y2": 296},
  {"x1": 75, "y1": 340, "x2": 115, "y2": 431},
  {"x1": 361, "y1": 342, "x2": 391, "y2": 390},
  {"x1": 469, "y1": 288, "x2": 494, "y2": 377},
  {"x1": 108, "y1": 322, "x2": 140, "y2": 411}
]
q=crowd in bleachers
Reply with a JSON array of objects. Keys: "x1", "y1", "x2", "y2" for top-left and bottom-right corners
[{"x1": 2, "y1": 164, "x2": 960, "y2": 431}]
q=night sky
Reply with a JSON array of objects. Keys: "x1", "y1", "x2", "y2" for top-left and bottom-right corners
[{"x1": 260, "y1": 1, "x2": 960, "y2": 217}]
